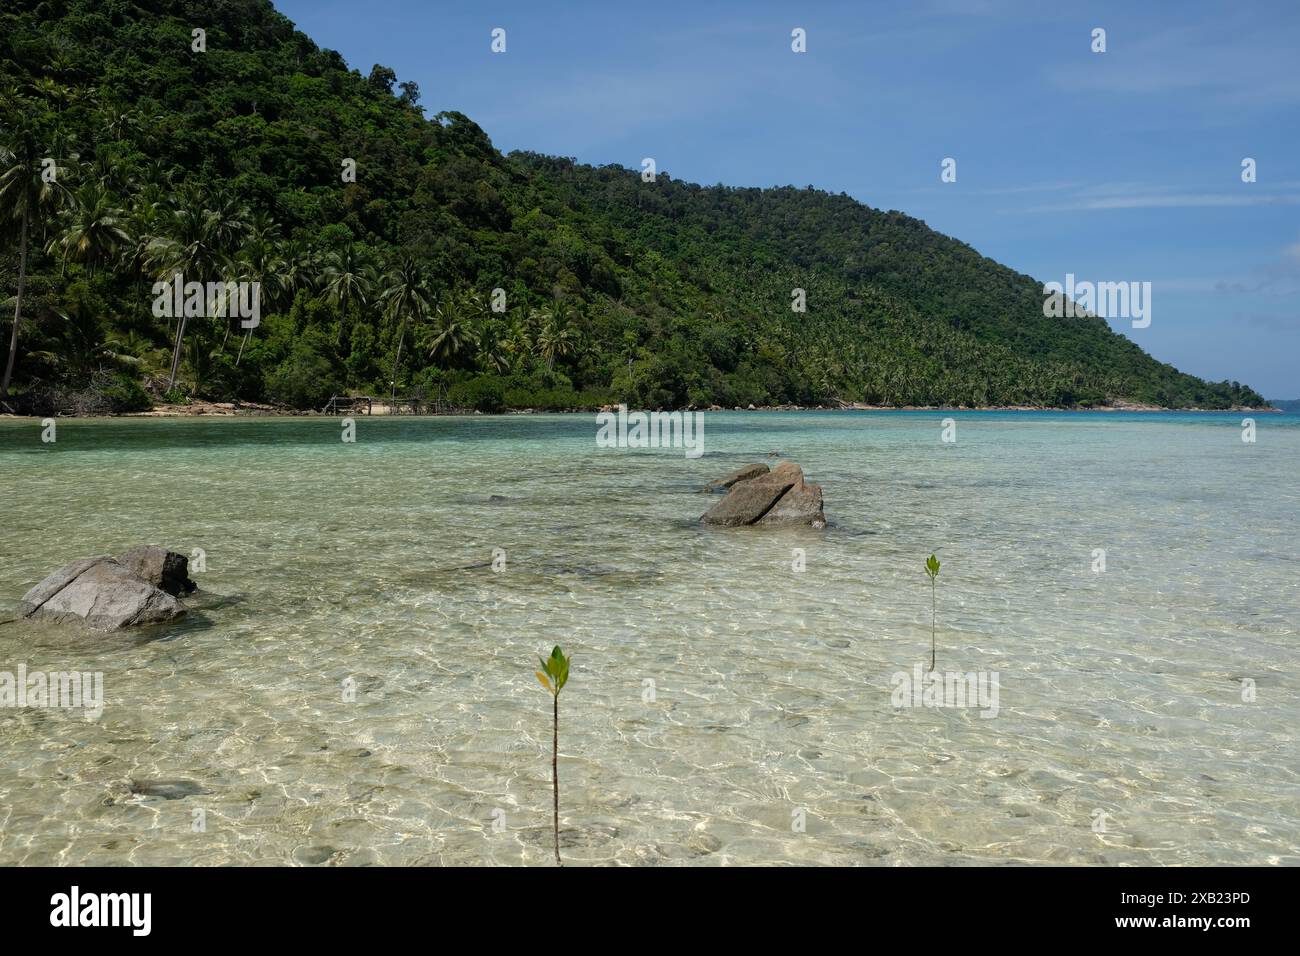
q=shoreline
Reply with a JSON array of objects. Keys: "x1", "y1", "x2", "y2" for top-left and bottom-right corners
[{"x1": 0, "y1": 401, "x2": 1285, "y2": 421}]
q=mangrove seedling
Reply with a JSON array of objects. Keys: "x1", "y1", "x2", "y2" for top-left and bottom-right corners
[
  {"x1": 925, "y1": 553, "x2": 941, "y2": 671},
  {"x1": 535, "y1": 645, "x2": 570, "y2": 866}
]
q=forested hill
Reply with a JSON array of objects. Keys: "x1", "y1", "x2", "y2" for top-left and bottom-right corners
[{"x1": 0, "y1": 0, "x2": 1265, "y2": 413}]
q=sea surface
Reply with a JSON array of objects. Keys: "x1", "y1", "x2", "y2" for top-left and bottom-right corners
[{"x1": 0, "y1": 410, "x2": 1296, "y2": 866}]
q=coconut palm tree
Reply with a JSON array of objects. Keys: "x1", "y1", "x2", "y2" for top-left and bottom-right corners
[
  {"x1": 277, "y1": 236, "x2": 318, "y2": 306},
  {"x1": 87, "y1": 149, "x2": 132, "y2": 195},
  {"x1": 137, "y1": 159, "x2": 176, "y2": 192},
  {"x1": 503, "y1": 316, "x2": 534, "y2": 372},
  {"x1": 102, "y1": 106, "x2": 141, "y2": 143},
  {"x1": 379, "y1": 255, "x2": 433, "y2": 402},
  {"x1": 207, "y1": 190, "x2": 254, "y2": 355},
  {"x1": 244, "y1": 209, "x2": 280, "y2": 248},
  {"x1": 233, "y1": 233, "x2": 286, "y2": 365},
  {"x1": 102, "y1": 327, "x2": 167, "y2": 376},
  {"x1": 421, "y1": 290, "x2": 480, "y2": 369},
  {"x1": 537, "y1": 311, "x2": 579, "y2": 372},
  {"x1": 205, "y1": 185, "x2": 252, "y2": 252},
  {"x1": 475, "y1": 317, "x2": 512, "y2": 375},
  {"x1": 144, "y1": 186, "x2": 232, "y2": 390},
  {"x1": 319, "y1": 243, "x2": 375, "y2": 345},
  {"x1": 124, "y1": 188, "x2": 165, "y2": 274},
  {"x1": 0, "y1": 109, "x2": 73, "y2": 400},
  {"x1": 29, "y1": 78, "x2": 72, "y2": 114},
  {"x1": 28, "y1": 301, "x2": 132, "y2": 383},
  {"x1": 47, "y1": 180, "x2": 131, "y2": 276}
]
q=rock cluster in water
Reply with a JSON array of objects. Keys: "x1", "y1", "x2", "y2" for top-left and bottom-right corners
[
  {"x1": 18, "y1": 546, "x2": 196, "y2": 632},
  {"x1": 701, "y1": 462, "x2": 826, "y2": 528}
]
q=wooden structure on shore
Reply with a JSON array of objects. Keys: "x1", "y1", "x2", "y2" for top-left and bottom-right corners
[
  {"x1": 321, "y1": 387, "x2": 467, "y2": 416},
  {"x1": 322, "y1": 395, "x2": 374, "y2": 415}
]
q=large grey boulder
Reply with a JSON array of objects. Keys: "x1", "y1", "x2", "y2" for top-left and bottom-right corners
[
  {"x1": 700, "y1": 462, "x2": 826, "y2": 528},
  {"x1": 15, "y1": 555, "x2": 110, "y2": 612},
  {"x1": 706, "y1": 463, "x2": 771, "y2": 492},
  {"x1": 757, "y1": 475, "x2": 826, "y2": 528},
  {"x1": 19, "y1": 555, "x2": 187, "y2": 632},
  {"x1": 118, "y1": 545, "x2": 198, "y2": 596}
]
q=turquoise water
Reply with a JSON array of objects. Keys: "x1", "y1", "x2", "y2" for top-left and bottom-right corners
[{"x1": 0, "y1": 410, "x2": 1296, "y2": 865}]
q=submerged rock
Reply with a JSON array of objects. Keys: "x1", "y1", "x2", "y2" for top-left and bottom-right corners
[
  {"x1": 129, "y1": 778, "x2": 211, "y2": 800},
  {"x1": 293, "y1": 845, "x2": 341, "y2": 865},
  {"x1": 700, "y1": 462, "x2": 826, "y2": 528},
  {"x1": 18, "y1": 551, "x2": 189, "y2": 632}
]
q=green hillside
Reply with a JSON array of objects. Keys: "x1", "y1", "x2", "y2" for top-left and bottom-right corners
[{"x1": 0, "y1": 0, "x2": 1266, "y2": 413}]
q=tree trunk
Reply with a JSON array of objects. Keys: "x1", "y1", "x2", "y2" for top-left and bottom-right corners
[
  {"x1": 390, "y1": 318, "x2": 406, "y2": 403},
  {"x1": 552, "y1": 693, "x2": 561, "y2": 867},
  {"x1": 1, "y1": 208, "x2": 30, "y2": 400},
  {"x1": 236, "y1": 326, "x2": 252, "y2": 366},
  {"x1": 168, "y1": 313, "x2": 188, "y2": 391}
]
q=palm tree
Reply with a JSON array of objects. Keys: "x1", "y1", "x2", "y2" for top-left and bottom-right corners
[
  {"x1": 379, "y1": 255, "x2": 433, "y2": 402},
  {"x1": 206, "y1": 189, "x2": 253, "y2": 355},
  {"x1": 124, "y1": 188, "x2": 165, "y2": 275},
  {"x1": 103, "y1": 106, "x2": 141, "y2": 143},
  {"x1": 29, "y1": 78, "x2": 72, "y2": 114},
  {"x1": 536, "y1": 311, "x2": 578, "y2": 372},
  {"x1": 0, "y1": 110, "x2": 72, "y2": 400},
  {"x1": 421, "y1": 290, "x2": 480, "y2": 368},
  {"x1": 205, "y1": 185, "x2": 251, "y2": 252},
  {"x1": 47, "y1": 180, "x2": 131, "y2": 275},
  {"x1": 503, "y1": 317, "x2": 533, "y2": 372},
  {"x1": 102, "y1": 327, "x2": 167, "y2": 376},
  {"x1": 319, "y1": 243, "x2": 374, "y2": 345},
  {"x1": 137, "y1": 159, "x2": 176, "y2": 193},
  {"x1": 233, "y1": 233, "x2": 286, "y2": 365},
  {"x1": 277, "y1": 236, "x2": 318, "y2": 306},
  {"x1": 87, "y1": 149, "x2": 132, "y2": 195},
  {"x1": 244, "y1": 209, "x2": 280, "y2": 248},
  {"x1": 145, "y1": 186, "x2": 231, "y2": 390},
  {"x1": 475, "y1": 317, "x2": 512, "y2": 375},
  {"x1": 29, "y1": 301, "x2": 133, "y2": 383}
]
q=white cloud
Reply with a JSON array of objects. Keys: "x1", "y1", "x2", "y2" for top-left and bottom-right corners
[
  {"x1": 1018, "y1": 191, "x2": 1300, "y2": 213},
  {"x1": 1047, "y1": 22, "x2": 1300, "y2": 107}
]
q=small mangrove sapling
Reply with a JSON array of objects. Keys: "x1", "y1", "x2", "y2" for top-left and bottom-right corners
[
  {"x1": 925, "y1": 553, "x2": 941, "y2": 671},
  {"x1": 535, "y1": 645, "x2": 570, "y2": 866}
]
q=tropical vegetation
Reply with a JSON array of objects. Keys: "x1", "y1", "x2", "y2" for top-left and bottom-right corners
[{"x1": 0, "y1": 0, "x2": 1266, "y2": 414}]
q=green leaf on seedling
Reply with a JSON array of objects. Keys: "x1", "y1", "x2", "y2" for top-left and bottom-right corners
[
  {"x1": 537, "y1": 646, "x2": 570, "y2": 695},
  {"x1": 925, "y1": 553, "x2": 941, "y2": 579},
  {"x1": 552, "y1": 646, "x2": 570, "y2": 692}
]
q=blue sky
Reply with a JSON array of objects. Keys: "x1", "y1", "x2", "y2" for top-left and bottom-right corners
[{"x1": 276, "y1": 0, "x2": 1300, "y2": 398}]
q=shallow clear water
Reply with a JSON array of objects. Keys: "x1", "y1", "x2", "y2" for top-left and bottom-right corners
[{"x1": 0, "y1": 410, "x2": 1296, "y2": 866}]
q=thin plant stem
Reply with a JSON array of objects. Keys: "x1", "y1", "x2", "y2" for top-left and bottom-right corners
[
  {"x1": 930, "y1": 577, "x2": 936, "y2": 672},
  {"x1": 552, "y1": 693, "x2": 561, "y2": 866}
]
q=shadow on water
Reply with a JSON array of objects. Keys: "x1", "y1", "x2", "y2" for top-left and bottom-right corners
[{"x1": 120, "y1": 591, "x2": 249, "y2": 645}]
